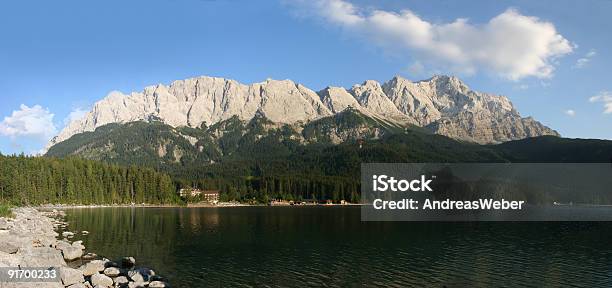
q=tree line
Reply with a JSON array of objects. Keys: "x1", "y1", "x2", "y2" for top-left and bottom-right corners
[{"x1": 0, "y1": 154, "x2": 180, "y2": 205}]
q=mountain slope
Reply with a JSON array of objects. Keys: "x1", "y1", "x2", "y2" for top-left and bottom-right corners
[
  {"x1": 48, "y1": 75, "x2": 558, "y2": 148},
  {"x1": 46, "y1": 110, "x2": 510, "y2": 174}
]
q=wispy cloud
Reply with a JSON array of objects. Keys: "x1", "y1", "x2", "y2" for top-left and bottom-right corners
[
  {"x1": 574, "y1": 50, "x2": 596, "y2": 68},
  {"x1": 288, "y1": 0, "x2": 574, "y2": 80},
  {"x1": 564, "y1": 109, "x2": 576, "y2": 117},
  {"x1": 589, "y1": 91, "x2": 612, "y2": 114}
]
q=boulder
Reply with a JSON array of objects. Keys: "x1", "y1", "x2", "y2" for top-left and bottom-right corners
[
  {"x1": 127, "y1": 270, "x2": 144, "y2": 282},
  {"x1": 128, "y1": 282, "x2": 148, "y2": 288},
  {"x1": 72, "y1": 240, "x2": 85, "y2": 250},
  {"x1": 133, "y1": 267, "x2": 155, "y2": 281},
  {"x1": 90, "y1": 273, "x2": 113, "y2": 287},
  {"x1": 82, "y1": 252, "x2": 97, "y2": 260},
  {"x1": 114, "y1": 276, "x2": 129, "y2": 285},
  {"x1": 21, "y1": 247, "x2": 66, "y2": 267},
  {"x1": 0, "y1": 241, "x2": 18, "y2": 254},
  {"x1": 62, "y1": 246, "x2": 83, "y2": 261},
  {"x1": 67, "y1": 283, "x2": 87, "y2": 288},
  {"x1": 55, "y1": 240, "x2": 71, "y2": 250},
  {"x1": 60, "y1": 266, "x2": 85, "y2": 286},
  {"x1": 62, "y1": 231, "x2": 75, "y2": 237},
  {"x1": 81, "y1": 259, "x2": 106, "y2": 276},
  {"x1": 103, "y1": 267, "x2": 120, "y2": 277},
  {"x1": 149, "y1": 281, "x2": 166, "y2": 288}
]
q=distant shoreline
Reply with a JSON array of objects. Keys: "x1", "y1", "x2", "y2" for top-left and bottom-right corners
[{"x1": 37, "y1": 203, "x2": 364, "y2": 209}]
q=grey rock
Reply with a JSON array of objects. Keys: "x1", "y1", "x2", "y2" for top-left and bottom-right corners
[
  {"x1": 0, "y1": 241, "x2": 18, "y2": 254},
  {"x1": 67, "y1": 283, "x2": 87, "y2": 288},
  {"x1": 127, "y1": 270, "x2": 144, "y2": 282},
  {"x1": 20, "y1": 247, "x2": 66, "y2": 267},
  {"x1": 114, "y1": 276, "x2": 129, "y2": 285},
  {"x1": 148, "y1": 281, "x2": 166, "y2": 288},
  {"x1": 90, "y1": 273, "x2": 113, "y2": 287},
  {"x1": 80, "y1": 260, "x2": 106, "y2": 276},
  {"x1": 72, "y1": 240, "x2": 85, "y2": 250},
  {"x1": 103, "y1": 267, "x2": 120, "y2": 277},
  {"x1": 62, "y1": 246, "x2": 83, "y2": 261},
  {"x1": 128, "y1": 282, "x2": 148, "y2": 288},
  {"x1": 60, "y1": 266, "x2": 85, "y2": 286}
]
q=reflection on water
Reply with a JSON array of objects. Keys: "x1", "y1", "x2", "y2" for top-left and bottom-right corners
[{"x1": 64, "y1": 207, "x2": 612, "y2": 287}]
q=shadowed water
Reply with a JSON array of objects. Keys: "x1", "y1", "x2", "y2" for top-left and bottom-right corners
[{"x1": 62, "y1": 207, "x2": 612, "y2": 287}]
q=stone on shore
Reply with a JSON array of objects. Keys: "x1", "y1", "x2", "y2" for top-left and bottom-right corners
[
  {"x1": 0, "y1": 240, "x2": 18, "y2": 254},
  {"x1": 72, "y1": 240, "x2": 85, "y2": 250},
  {"x1": 62, "y1": 231, "x2": 75, "y2": 237},
  {"x1": 91, "y1": 273, "x2": 114, "y2": 287},
  {"x1": 55, "y1": 240, "x2": 72, "y2": 250},
  {"x1": 81, "y1": 259, "x2": 107, "y2": 276},
  {"x1": 60, "y1": 266, "x2": 85, "y2": 286},
  {"x1": 67, "y1": 283, "x2": 87, "y2": 288},
  {"x1": 82, "y1": 252, "x2": 97, "y2": 260},
  {"x1": 149, "y1": 281, "x2": 167, "y2": 288},
  {"x1": 103, "y1": 267, "x2": 120, "y2": 277},
  {"x1": 21, "y1": 246, "x2": 67, "y2": 267},
  {"x1": 62, "y1": 246, "x2": 83, "y2": 261},
  {"x1": 114, "y1": 275, "x2": 129, "y2": 285},
  {"x1": 128, "y1": 282, "x2": 149, "y2": 288},
  {"x1": 128, "y1": 270, "x2": 144, "y2": 282}
]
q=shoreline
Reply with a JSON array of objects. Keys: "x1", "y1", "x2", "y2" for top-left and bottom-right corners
[
  {"x1": 0, "y1": 207, "x2": 169, "y2": 287},
  {"x1": 37, "y1": 202, "x2": 365, "y2": 209}
]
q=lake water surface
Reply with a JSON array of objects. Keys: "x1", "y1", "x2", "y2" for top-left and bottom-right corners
[{"x1": 63, "y1": 207, "x2": 612, "y2": 287}]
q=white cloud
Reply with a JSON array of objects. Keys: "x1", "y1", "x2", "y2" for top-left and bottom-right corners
[
  {"x1": 63, "y1": 107, "x2": 88, "y2": 126},
  {"x1": 589, "y1": 91, "x2": 612, "y2": 114},
  {"x1": 0, "y1": 104, "x2": 57, "y2": 140},
  {"x1": 574, "y1": 50, "x2": 596, "y2": 68},
  {"x1": 564, "y1": 109, "x2": 576, "y2": 117},
  {"x1": 291, "y1": 0, "x2": 574, "y2": 80}
]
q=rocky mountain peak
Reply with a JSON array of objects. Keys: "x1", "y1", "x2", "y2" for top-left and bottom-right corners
[{"x1": 48, "y1": 75, "x2": 559, "y2": 148}]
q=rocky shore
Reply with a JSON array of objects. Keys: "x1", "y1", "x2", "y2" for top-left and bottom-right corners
[{"x1": 0, "y1": 207, "x2": 169, "y2": 288}]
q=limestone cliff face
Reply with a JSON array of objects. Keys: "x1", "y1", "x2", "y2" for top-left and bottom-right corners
[{"x1": 48, "y1": 75, "x2": 558, "y2": 148}]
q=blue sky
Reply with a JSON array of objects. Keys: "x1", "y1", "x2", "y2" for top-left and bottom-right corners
[{"x1": 0, "y1": 0, "x2": 611, "y2": 154}]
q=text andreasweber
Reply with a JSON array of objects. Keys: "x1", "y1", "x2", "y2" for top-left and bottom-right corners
[{"x1": 371, "y1": 174, "x2": 525, "y2": 210}]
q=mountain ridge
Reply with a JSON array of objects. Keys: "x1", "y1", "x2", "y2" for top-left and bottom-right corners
[{"x1": 48, "y1": 75, "x2": 558, "y2": 149}]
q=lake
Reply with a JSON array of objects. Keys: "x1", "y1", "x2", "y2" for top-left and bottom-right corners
[{"x1": 62, "y1": 206, "x2": 612, "y2": 287}]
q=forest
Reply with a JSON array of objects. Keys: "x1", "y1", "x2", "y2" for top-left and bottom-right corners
[{"x1": 0, "y1": 154, "x2": 180, "y2": 206}]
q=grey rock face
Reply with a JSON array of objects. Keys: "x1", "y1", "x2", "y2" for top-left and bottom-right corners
[{"x1": 49, "y1": 75, "x2": 558, "y2": 147}]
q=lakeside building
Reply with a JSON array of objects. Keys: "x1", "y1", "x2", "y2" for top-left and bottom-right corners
[
  {"x1": 179, "y1": 188, "x2": 220, "y2": 204},
  {"x1": 202, "y1": 191, "x2": 220, "y2": 204}
]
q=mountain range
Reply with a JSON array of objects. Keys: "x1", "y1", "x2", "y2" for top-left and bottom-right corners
[{"x1": 48, "y1": 75, "x2": 558, "y2": 149}]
